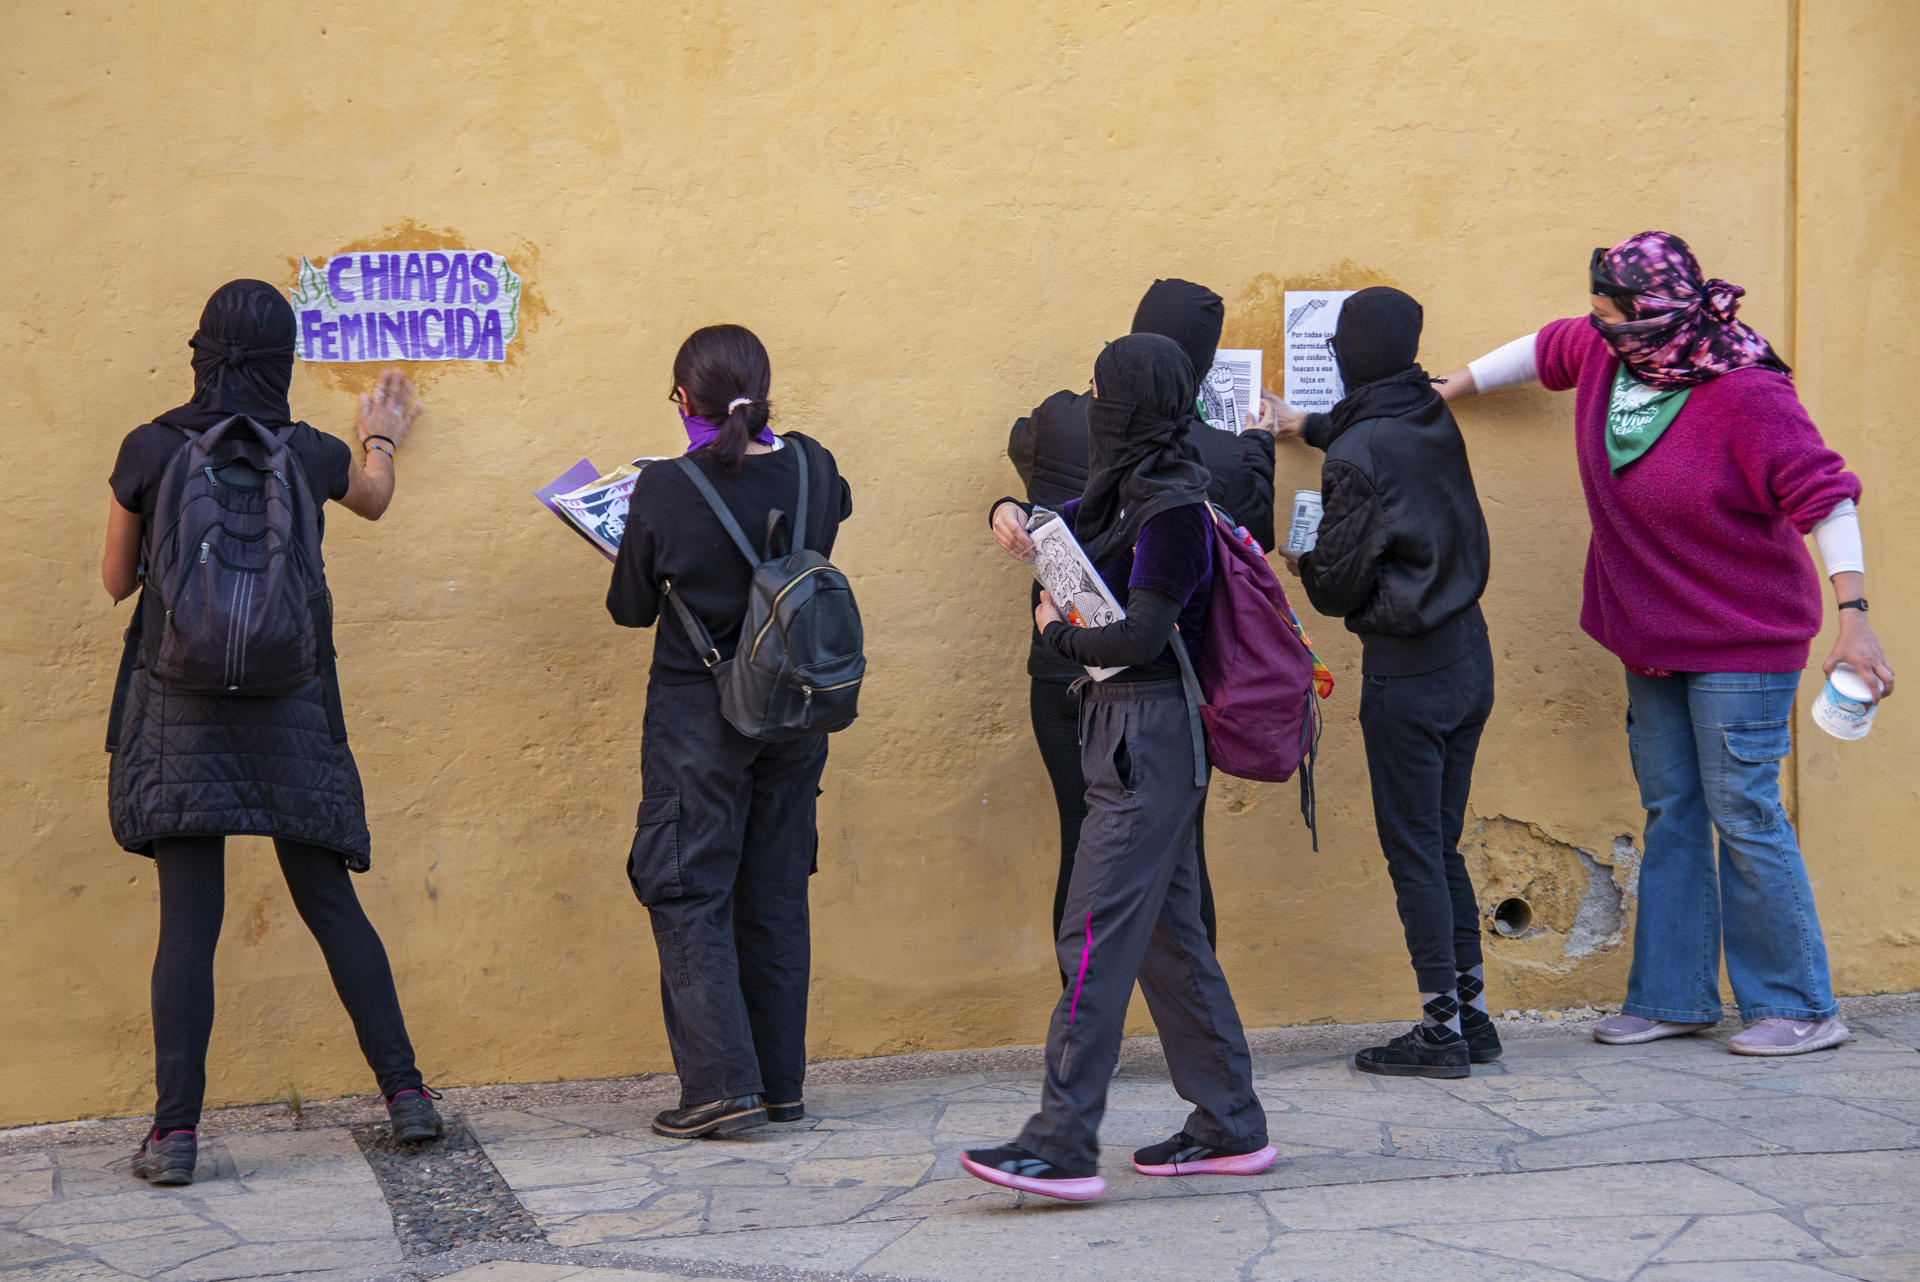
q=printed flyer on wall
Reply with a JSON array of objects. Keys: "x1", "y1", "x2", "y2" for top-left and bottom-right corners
[
  {"x1": 1027, "y1": 508, "x2": 1126, "y2": 681},
  {"x1": 1199, "y1": 348, "x2": 1264, "y2": 434},
  {"x1": 1282, "y1": 290, "x2": 1354, "y2": 413},
  {"x1": 290, "y1": 251, "x2": 523, "y2": 362}
]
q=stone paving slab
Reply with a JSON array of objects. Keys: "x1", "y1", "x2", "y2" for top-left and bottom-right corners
[
  {"x1": 0, "y1": 1129, "x2": 400, "y2": 1282},
  {"x1": 4, "y1": 997, "x2": 1917, "y2": 1281},
  {"x1": 462, "y1": 1002, "x2": 1920, "y2": 1280}
]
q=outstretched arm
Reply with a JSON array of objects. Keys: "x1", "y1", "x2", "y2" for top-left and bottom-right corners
[
  {"x1": 1438, "y1": 332, "x2": 1541, "y2": 403},
  {"x1": 340, "y1": 370, "x2": 421, "y2": 521}
]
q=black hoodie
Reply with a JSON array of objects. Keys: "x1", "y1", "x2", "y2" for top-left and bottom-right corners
[
  {"x1": 1007, "y1": 280, "x2": 1277, "y2": 679},
  {"x1": 1297, "y1": 288, "x2": 1491, "y2": 675}
]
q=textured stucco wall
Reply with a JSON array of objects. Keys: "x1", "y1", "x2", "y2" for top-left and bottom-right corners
[{"x1": 1, "y1": 1, "x2": 1906, "y2": 1126}]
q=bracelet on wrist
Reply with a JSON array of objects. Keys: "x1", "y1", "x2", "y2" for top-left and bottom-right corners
[{"x1": 366, "y1": 441, "x2": 394, "y2": 459}]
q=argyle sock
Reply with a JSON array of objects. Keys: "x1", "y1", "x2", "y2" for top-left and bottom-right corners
[
  {"x1": 1419, "y1": 990, "x2": 1463, "y2": 1039},
  {"x1": 1456, "y1": 965, "x2": 1489, "y2": 1017}
]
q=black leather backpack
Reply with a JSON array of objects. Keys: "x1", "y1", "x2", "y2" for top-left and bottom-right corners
[{"x1": 664, "y1": 438, "x2": 864, "y2": 741}]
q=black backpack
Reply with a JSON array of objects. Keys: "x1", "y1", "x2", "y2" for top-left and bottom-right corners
[
  {"x1": 664, "y1": 438, "x2": 864, "y2": 741},
  {"x1": 144, "y1": 416, "x2": 324, "y2": 695}
]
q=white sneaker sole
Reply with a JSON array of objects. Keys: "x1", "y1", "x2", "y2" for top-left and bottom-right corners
[
  {"x1": 1592, "y1": 1022, "x2": 1713, "y2": 1045},
  {"x1": 1728, "y1": 1026, "x2": 1851, "y2": 1057}
]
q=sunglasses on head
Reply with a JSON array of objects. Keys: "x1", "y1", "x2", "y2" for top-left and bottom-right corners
[{"x1": 1590, "y1": 247, "x2": 1638, "y2": 299}]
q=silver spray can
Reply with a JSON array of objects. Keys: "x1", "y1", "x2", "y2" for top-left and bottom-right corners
[{"x1": 1285, "y1": 488, "x2": 1324, "y2": 553}]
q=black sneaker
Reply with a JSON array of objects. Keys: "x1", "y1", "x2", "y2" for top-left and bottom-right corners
[
  {"x1": 1460, "y1": 1005, "x2": 1503, "y2": 1064},
  {"x1": 960, "y1": 1143, "x2": 1106, "y2": 1202},
  {"x1": 764, "y1": 1100, "x2": 805, "y2": 1123},
  {"x1": 651, "y1": 1095, "x2": 768, "y2": 1139},
  {"x1": 385, "y1": 1087, "x2": 445, "y2": 1143},
  {"x1": 1132, "y1": 1131, "x2": 1279, "y2": 1177},
  {"x1": 132, "y1": 1129, "x2": 197, "y2": 1185},
  {"x1": 1353, "y1": 1025, "x2": 1471, "y2": 1078}
]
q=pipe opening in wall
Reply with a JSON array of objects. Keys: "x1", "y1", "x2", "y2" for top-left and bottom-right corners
[{"x1": 1492, "y1": 897, "x2": 1533, "y2": 937}]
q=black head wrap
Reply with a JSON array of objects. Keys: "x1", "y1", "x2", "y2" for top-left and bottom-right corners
[
  {"x1": 1331, "y1": 286, "x2": 1423, "y2": 387},
  {"x1": 1326, "y1": 286, "x2": 1442, "y2": 438},
  {"x1": 1130, "y1": 278, "x2": 1224, "y2": 383},
  {"x1": 1078, "y1": 333, "x2": 1213, "y2": 564},
  {"x1": 154, "y1": 279, "x2": 298, "y2": 430}
]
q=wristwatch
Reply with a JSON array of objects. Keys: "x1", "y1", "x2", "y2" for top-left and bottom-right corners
[{"x1": 1838, "y1": 598, "x2": 1869, "y2": 612}]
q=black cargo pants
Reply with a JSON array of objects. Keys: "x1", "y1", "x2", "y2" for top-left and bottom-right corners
[{"x1": 627, "y1": 676, "x2": 829, "y2": 1107}]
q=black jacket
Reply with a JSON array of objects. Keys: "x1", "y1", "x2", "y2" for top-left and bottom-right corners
[
  {"x1": 1298, "y1": 383, "x2": 1491, "y2": 675},
  {"x1": 1009, "y1": 389, "x2": 1275, "y2": 680}
]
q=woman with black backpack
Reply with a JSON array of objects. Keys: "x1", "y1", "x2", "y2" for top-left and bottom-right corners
[
  {"x1": 102, "y1": 280, "x2": 439, "y2": 1186},
  {"x1": 607, "y1": 324, "x2": 856, "y2": 1139}
]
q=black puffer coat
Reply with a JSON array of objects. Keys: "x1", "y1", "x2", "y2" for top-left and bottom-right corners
[{"x1": 107, "y1": 573, "x2": 371, "y2": 868}]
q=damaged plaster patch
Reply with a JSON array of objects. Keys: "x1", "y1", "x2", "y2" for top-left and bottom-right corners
[{"x1": 1460, "y1": 816, "x2": 1637, "y2": 963}]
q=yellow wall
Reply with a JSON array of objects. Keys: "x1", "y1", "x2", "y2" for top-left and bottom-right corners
[{"x1": 2, "y1": 1, "x2": 1910, "y2": 1126}]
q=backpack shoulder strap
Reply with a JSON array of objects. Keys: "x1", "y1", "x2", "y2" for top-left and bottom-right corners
[
  {"x1": 790, "y1": 435, "x2": 810, "y2": 553},
  {"x1": 673, "y1": 456, "x2": 760, "y2": 567},
  {"x1": 663, "y1": 580, "x2": 723, "y2": 669}
]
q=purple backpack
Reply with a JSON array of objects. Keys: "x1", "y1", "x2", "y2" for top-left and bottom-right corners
[{"x1": 1172, "y1": 506, "x2": 1322, "y2": 842}]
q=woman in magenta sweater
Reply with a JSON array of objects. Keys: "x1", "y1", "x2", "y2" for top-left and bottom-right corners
[{"x1": 1436, "y1": 231, "x2": 1893, "y2": 1057}]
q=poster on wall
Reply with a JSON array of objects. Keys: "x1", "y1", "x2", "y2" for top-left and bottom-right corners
[
  {"x1": 1198, "y1": 348, "x2": 1263, "y2": 434},
  {"x1": 289, "y1": 251, "x2": 523, "y2": 362},
  {"x1": 1283, "y1": 290, "x2": 1353, "y2": 413}
]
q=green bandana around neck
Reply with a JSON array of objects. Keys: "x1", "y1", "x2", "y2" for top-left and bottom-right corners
[{"x1": 1606, "y1": 365, "x2": 1691, "y2": 473}]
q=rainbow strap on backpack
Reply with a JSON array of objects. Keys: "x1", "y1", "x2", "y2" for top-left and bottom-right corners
[{"x1": 1221, "y1": 516, "x2": 1335, "y2": 699}]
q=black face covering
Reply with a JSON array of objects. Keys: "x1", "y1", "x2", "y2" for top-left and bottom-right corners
[
  {"x1": 1326, "y1": 286, "x2": 1440, "y2": 440},
  {"x1": 154, "y1": 279, "x2": 299, "y2": 430},
  {"x1": 1332, "y1": 286, "x2": 1424, "y2": 388},
  {"x1": 1078, "y1": 333, "x2": 1213, "y2": 565},
  {"x1": 1130, "y1": 278, "x2": 1224, "y2": 382}
]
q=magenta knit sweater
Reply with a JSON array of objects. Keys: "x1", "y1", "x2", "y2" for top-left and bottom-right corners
[{"x1": 1536, "y1": 317, "x2": 1860, "y2": 673}]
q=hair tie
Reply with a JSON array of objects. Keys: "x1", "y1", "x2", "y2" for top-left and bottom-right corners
[{"x1": 727, "y1": 397, "x2": 754, "y2": 413}]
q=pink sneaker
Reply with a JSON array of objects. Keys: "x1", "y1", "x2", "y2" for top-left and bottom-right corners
[
  {"x1": 1728, "y1": 1018, "x2": 1850, "y2": 1057},
  {"x1": 1592, "y1": 1014, "x2": 1716, "y2": 1045},
  {"x1": 1132, "y1": 1132, "x2": 1279, "y2": 1177},
  {"x1": 960, "y1": 1145, "x2": 1106, "y2": 1202}
]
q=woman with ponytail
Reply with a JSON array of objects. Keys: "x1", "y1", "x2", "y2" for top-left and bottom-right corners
[{"x1": 606, "y1": 324, "x2": 853, "y2": 1137}]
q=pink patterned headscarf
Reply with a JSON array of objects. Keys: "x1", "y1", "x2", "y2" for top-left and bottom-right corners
[{"x1": 1590, "y1": 231, "x2": 1790, "y2": 391}]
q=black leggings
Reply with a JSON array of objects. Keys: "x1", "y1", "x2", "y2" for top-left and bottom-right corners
[
  {"x1": 150, "y1": 836, "x2": 423, "y2": 1131},
  {"x1": 1030, "y1": 678, "x2": 1215, "y2": 978}
]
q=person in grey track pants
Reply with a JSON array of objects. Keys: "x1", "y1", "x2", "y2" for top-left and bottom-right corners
[{"x1": 965, "y1": 333, "x2": 1276, "y2": 1202}]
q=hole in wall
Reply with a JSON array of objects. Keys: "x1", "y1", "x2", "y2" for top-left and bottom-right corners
[{"x1": 1492, "y1": 897, "x2": 1534, "y2": 937}]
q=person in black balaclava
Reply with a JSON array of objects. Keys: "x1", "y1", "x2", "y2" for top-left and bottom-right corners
[
  {"x1": 1284, "y1": 286, "x2": 1500, "y2": 1080},
  {"x1": 969, "y1": 334, "x2": 1274, "y2": 1201},
  {"x1": 102, "y1": 279, "x2": 438, "y2": 1184},
  {"x1": 1004, "y1": 279, "x2": 1277, "y2": 974}
]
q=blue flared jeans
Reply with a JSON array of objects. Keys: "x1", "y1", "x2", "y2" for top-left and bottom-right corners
[{"x1": 1622, "y1": 670, "x2": 1838, "y2": 1023}]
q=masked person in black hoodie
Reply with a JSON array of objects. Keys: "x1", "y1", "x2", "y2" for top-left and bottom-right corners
[
  {"x1": 1006, "y1": 279, "x2": 1277, "y2": 968},
  {"x1": 968, "y1": 334, "x2": 1274, "y2": 1202},
  {"x1": 1282, "y1": 287, "x2": 1499, "y2": 1079}
]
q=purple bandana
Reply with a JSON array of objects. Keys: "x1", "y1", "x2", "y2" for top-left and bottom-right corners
[
  {"x1": 679, "y1": 408, "x2": 776, "y2": 453},
  {"x1": 1590, "y1": 231, "x2": 1790, "y2": 391}
]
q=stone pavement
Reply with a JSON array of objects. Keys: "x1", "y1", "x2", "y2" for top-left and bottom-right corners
[{"x1": 4, "y1": 995, "x2": 1918, "y2": 1282}]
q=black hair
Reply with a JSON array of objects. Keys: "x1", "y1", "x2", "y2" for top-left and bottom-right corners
[{"x1": 672, "y1": 324, "x2": 772, "y2": 471}]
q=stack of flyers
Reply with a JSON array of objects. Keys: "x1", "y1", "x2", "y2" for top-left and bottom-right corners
[
  {"x1": 1026, "y1": 508, "x2": 1127, "y2": 681},
  {"x1": 535, "y1": 457, "x2": 670, "y2": 561}
]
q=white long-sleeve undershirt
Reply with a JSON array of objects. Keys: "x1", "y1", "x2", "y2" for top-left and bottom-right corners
[
  {"x1": 1813, "y1": 499, "x2": 1864, "y2": 578},
  {"x1": 1462, "y1": 332, "x2": 1865, "y2": 579},
  {"x1": 1466, "y1": 332, "x2": 1540, "y2": 392}
]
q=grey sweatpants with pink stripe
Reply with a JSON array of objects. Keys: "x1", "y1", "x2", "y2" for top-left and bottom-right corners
[{"x1": 1015, "y1": 678, "x2": 1268, "y2": 1175}]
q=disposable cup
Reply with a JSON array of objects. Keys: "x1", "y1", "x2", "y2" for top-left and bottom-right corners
[{"x1": 1812, "y1": 663, "x2": 1877, "y2": 741}]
